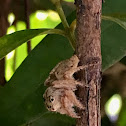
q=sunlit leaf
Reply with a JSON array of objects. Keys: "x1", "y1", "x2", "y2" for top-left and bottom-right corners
[{"x1": 0, "y1": 29, "x2": 65, "y2": 60}]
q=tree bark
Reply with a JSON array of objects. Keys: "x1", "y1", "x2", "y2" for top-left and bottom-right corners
[{"x1": 75, "y1": 0, "x2": 102, "y2": 126}]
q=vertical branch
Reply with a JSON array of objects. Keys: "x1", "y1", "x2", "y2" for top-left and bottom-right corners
[
  {"x1": 75, "y1": 0, "x2": 102, "y2": 126},
  {"x1": 0, "y1": 16, "x2": 6, "y2": 85},
  {"x1": 0, "y1": 0, "x2": 11, "y2": 85},
  {"x1": 0, "y1": 59, "x2": 6, "y2": 86},
  {"x1": 24, "y1": 0, "x2": 31, "y2": 54}
]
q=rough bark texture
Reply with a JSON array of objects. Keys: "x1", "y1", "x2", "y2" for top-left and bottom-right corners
[{"x1": 75, "y1": 0, "x2": 102, "y2": 126}]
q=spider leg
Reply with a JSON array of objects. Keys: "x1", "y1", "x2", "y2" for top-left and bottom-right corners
[
  {"x1": 51, "y1": 80, "x2": 82, "y2": 90},
  {"x1": 44, "y1": 77, "x2": 56, "y2": 86},
  {"x1": 56, "y1": 96, "x2": 72, "y2": 116},
  {"x1": 57, "y1": 107, "x2": 69, "y2": 115},
  {"x1": 63, "y1": 96, "x2": 80, "y2": 118},
  {"x1": 64, "y1": 66, "x2": 87, "y2": 79},
  {"x1": 65, "y1": 90, "x2": 84, "y2": 109},
  {"x1": 49, "y1": 62, "x2": 62, "y2": 74},
  {"x1": 64, "y1": 63, "x2": 97, "y2": 79},
  {"x1": 44, "y1": 61, "x2": 63, "y2": 85}
]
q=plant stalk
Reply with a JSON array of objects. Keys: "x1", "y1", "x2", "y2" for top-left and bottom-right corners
[{"x1": 54, "y1": 1, "x2": 76, "y2": 50}]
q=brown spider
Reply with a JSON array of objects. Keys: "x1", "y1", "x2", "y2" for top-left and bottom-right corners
[{"x1": 43, "y1": 55, "x2": 85, "y2": 118}]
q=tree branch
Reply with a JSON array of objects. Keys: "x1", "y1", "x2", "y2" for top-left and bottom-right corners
[
  {"x1": 75, "y1": 0, "x2": 102, "y2": 125},
  {"x1": 0, "y1": 58, "x2": 6, "y2": 86},
  {"x1": 0, "y1": 0, "x2": 11, "y2": 85}
]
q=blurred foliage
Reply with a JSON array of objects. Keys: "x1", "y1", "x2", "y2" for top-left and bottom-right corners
[
  {"x1": 0, "y1": 0, "x2": 126, "y2": 126},
  {"x1": 105, "y1": 94, "x2": 122, "y2": 120},
  {"x1": 5, "y1": 10, "x2": 61, "y2": 80}
]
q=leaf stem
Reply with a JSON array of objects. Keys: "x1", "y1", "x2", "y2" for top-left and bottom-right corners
[
  {"x1": 55, "y1": 1, "x2": 69, "y2": 30},
  {"x1": 39, "y1": 29, "x2": 66, "y2": 36},
  {"x1": 54, "y1": 1, "x2": 76, "y2": 50}
]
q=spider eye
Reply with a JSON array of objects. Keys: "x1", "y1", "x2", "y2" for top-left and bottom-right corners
[
  {"x1": 49, "y1": 96, "x2": 54, "y2": 102},
  {"x1": 51, "y1": 98, "x2": 54, "y2": 101},
  {"x1": 47, "y1": 105, "x2": 52, "y2": 109}
]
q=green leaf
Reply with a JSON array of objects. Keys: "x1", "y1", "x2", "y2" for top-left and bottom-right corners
[
  {"x1": 0, "y1": 12, "x2": 75, "y2": 126},
  {"x1": 102, "y1": 0, "x2": 126, "y2": 14},
  {"x1": 1, "y1": 0, "x2": 126, "y2": 126},
  {"x1": 27, "y1": 113, "x2": 75, "y2": 126},
  {"x1": 102, "y1": 15, "x2": 126, "y2": 31},
  {"x1": 0, "y1": 33, "x2": 74, "y2": 125},
  {"x1": 0, "y1": 29, "x2": 65, "y2": 60},
  {"x1": 101, "y1": 19, "x2": 126, "y2": 71}
]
